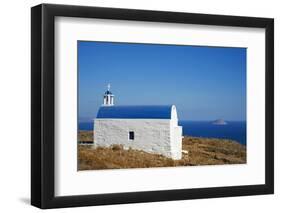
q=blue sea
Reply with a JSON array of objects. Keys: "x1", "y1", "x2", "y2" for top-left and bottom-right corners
[{"x1": 79, "y1": 121, "x2": 246, "y2": 145}]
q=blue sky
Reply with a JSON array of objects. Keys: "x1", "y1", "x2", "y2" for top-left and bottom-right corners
[{"x1": 78, "y1": 41, "x2": 246, "y2": 122}]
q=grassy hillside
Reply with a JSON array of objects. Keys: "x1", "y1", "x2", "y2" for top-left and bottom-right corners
[{"x1": 78, "y1": 131, "x2": 246, "y2": 170}]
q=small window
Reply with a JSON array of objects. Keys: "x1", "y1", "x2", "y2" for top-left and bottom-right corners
[{"x1": 129, "y1": 131, "x2": 134, "y2": 140}]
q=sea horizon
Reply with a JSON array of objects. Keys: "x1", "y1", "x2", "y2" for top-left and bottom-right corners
[
  {"x1": 78, "y1": 120, "x2": 246, "y2": 145},
  {"x1": 79, "y1": 119, "x2": 246, "y2": 122}
]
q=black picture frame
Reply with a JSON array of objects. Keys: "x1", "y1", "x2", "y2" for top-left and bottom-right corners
[{"x1": 31, "y1": 3, "x2": 274, "y2": 209}]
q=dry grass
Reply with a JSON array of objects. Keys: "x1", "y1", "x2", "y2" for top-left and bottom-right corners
[
  {"x1": 78, "y1": 130, "x2": 93, "y2": 142},
  {"x1": 78, "y1": 145, "x2": 177, "y2": 170},
  {"x1": 182, "y1": 137, "x2": 246, "y2": 166},
  {"x1": 78, "y1": 131, "x2": 246, "y2": 170}
]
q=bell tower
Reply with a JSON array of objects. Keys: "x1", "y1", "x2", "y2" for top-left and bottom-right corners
[{"x1": 103, "y1": 83, "x2": 114, "y2": 106}]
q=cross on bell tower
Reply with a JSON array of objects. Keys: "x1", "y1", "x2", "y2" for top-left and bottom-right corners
[{"x1": 103, "y1": 83, "x2": 114, "y2": 106}]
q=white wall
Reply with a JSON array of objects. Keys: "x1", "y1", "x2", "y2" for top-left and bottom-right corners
[
  {"x1": 94, "y1": 119, "x2": 175, "y2": 158},
  {"x1": 0, "y1": 0, "x2": 280, "y2": 212},
  {"x1": 94, "y1": 107, "x2": 182, "y2": 159}
]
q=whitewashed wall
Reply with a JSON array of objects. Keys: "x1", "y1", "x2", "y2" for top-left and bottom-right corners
[
  {"x1": 94, "y1": 119, "x2": 182, "y2": 159},
  {"x1": 170, "y1": 125, "x2": 182, "y2": 159}
]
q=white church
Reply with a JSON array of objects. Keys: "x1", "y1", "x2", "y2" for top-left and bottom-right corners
[{"x1": 93, "y1": 84, "x2": 183, "y2": 160}]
